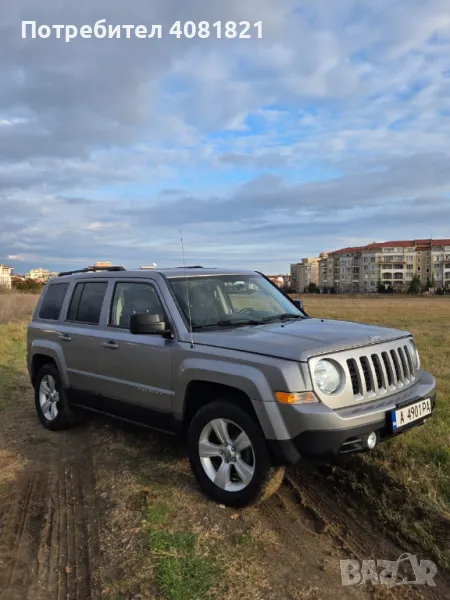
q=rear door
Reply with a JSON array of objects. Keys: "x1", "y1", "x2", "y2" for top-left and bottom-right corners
[
  {"x1": 58, "y1": 279, "x2": 110, "y2": 396},
  {"x1": 94, "y1": 279, "x2": 174, "y2": 426}
]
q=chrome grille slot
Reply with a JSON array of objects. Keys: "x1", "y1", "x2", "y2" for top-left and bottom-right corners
[
  {"x1": 360, "y1": 356, "x2": 374, "y2": 392},
  {"x1": 390, "y1": 349, "x2": 403, "y2": 383},
  {"x1": 347, "y1": 358, "x2": 361, "y2": 395},
  {"x1": 404, "y1": 345, "x2": 414, "y2": 375},
  {"x1": 371, "y1": 354, "x2": 384, "y2": 389},
  {"x1": 382, "y1": 351, "x2": 394, "y2": 387},
  {"x1": 398, "y1": 347, "x2": 409, "y2": 380}
]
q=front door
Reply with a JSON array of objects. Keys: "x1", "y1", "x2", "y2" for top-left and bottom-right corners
[{"x1": 95, "y1": 279, "x2": 174, "y2": 429}]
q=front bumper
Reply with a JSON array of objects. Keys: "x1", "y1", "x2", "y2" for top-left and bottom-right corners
[{"x1": 267, "y1": 370, "x2": 436, "y2": 465}]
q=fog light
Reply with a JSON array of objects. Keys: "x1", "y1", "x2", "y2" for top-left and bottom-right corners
[{"x1": 367, "y1": 432, "x2": 377, "y2": 450}]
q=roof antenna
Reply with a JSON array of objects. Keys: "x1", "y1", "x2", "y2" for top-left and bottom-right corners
[{"x1": 180, "y1": 230, "x2": 194, "y2": 348}]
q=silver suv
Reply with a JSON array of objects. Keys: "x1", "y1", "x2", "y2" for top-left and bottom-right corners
[{"x1": 27, "y1": 265, "x2": 436, "y2": 506}]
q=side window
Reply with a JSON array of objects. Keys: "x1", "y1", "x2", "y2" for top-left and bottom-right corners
[
  {"x1": 110, "y1": 282, "x2": 167, "y2": 329},
  {"x1": 67, "y1": 282, "x2": 108, "y2": 325},
  {"x1": 39, "y1": 283, "x2": 69, "y2": 320}
]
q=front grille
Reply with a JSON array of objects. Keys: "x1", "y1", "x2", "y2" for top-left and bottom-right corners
[{"x1": 347, "y1": 342, "x2": 416, "y2": 398}]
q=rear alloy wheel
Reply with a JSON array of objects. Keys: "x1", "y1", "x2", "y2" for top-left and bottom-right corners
[
  {"x1": 34, "y1": 364, "x2": 78, "y2": 430},
  {"x1": 188, "y1": 400, "x2": 284, "y2": 507},
  {"x1": 39, "y1": 374, "x2": 60, "y2": 422}
]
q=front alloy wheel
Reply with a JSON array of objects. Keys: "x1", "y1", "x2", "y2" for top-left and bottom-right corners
[
  {"x1": 187, "y1": 399, "x2": 284, "y2": 507},
  {"x1": 199, "y1": 418, "x2": 255, "y2": 492}
]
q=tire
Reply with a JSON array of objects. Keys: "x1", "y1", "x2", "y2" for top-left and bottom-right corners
[
  {"x1": 34, "y1": 364, "x2": 79, "y2": 431},
  {"x1": 187, "y1": 399, "x2": 284, "y2": 507}
]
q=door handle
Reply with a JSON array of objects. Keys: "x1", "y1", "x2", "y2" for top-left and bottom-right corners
[
  {"x1": 102, "y1": 340, "x2": 119, "y2": 349},
  {"x1": 58, "y1": 333, "x2": 71, "y2": 342}
]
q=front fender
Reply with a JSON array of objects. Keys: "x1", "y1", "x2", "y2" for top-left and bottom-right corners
[{"x1": 173, "y1": 358, "x2": 291, "y2": 440}]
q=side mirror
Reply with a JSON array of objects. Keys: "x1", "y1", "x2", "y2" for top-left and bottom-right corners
[
  {"x1": 292, "y1": 299, "x2": 304, "y2": 311},
  {"x1": 130, "y1": 313, "x2": 169, "y2": 335}
]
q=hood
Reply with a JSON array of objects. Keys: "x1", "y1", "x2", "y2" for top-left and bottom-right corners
[{"x1": 192, "y1": 318, "x2": 410, "y2": 362}]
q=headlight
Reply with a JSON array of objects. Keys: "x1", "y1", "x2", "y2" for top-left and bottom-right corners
[
  {"x1": 313, "y1": 360, "x2": 342, "y2": 394},
  {"x1": 408, "y1": 339, "x2": 420, "y2": 370}
]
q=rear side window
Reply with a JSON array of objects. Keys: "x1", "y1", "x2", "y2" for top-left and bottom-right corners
[
  {"x1": 67, "y1": 282, "x2": 108, "y2": 325},
  {"x1": 39, "y1": 283, "x2": 69, "y2": 320}
]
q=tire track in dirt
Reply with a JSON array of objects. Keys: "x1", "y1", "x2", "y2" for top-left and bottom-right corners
[
  {"x1": 280, "y1": 466, "x2": 450, "y2": 600},
  {"x1": 0, "y1": 428, "x2": 99, "y2": 600},
  {"x1": 257, "y1": 483, "x2": 374, "y2": 600},
  {"x1": 0, "y1": 471, "x2": 49, "y2": 597}
]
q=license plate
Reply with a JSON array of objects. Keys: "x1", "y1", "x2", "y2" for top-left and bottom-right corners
[{"x1": 392, "y1": 398, "x2": 432, "y2": 431}]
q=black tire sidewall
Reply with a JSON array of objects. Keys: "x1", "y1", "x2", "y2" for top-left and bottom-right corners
[
  {"x1": 34, "y1": 364, "x2": 73, "y2": 430},
  {"x1": 187, "y1": 399, "x2": 271, "y2": 507}
]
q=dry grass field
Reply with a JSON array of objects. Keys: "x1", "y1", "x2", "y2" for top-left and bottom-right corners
[
  {"x1": 0, "y1": 290, "x2": 39, "y2": 324},
  {"x1": 0, "y1": 291, "x2": 449, "y2": 599}
]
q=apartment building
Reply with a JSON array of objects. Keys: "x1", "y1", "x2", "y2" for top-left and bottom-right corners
[
  {"x1": 25, "y1": 268, "x2": 59, "y2": 282},
  {"x1": 290, "y1": 258, "x2": 320, "y2": 292},
  {"x1": 318, "y1": 239, "x2": 450, "y2": 292},
  {"x1": 267, "y1": 274, "x2": 290, "y2": 289},
  {"x1": 0, "y1": 264, "x2": 13, "y2": 289}
]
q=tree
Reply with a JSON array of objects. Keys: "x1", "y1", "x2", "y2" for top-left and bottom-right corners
[
  {"x1": 12, "y1": 279, "x2": 44, "y2": 293},
  {"x1": 283, "y1": 282, "x2": 294, "y2": 294},
  {"x1": 329, "y1": 286, "x2": 337, "y2": 295},
  {"x1": 407, "y1": 275, "x2": 421, "y2": 295},
  {"x1": 307, "y1": 282, "x2": 319, "y2": 294},
  {"x1": 377, "y1": 279, "x2": 386, "y2": 294}
]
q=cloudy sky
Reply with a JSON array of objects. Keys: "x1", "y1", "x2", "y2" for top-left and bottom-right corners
[{"x1": 1, "y1": 0, "x2": 450, "y2": 274}]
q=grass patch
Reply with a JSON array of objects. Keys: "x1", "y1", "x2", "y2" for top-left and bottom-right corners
[
  {"x1": 233, "y1": 531, "x2": 253, "y2": 547},
  {"x1": 148, "y1": 529, "x2": 197, "y2": 554},
  {"x1": 144, "y1": 504, "x2": 174, "y2": 526},
  {"x1": 0, "y1": 322, "x2": 29, "y2": 410},
  {"x1": 143, "y1": 510, "x2": 220, "y2": 600},
  {"x1": 155, "y1": 553, "x2": 218, "y2": 600}
]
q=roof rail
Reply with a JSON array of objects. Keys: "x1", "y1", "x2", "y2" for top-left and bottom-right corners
[
  {"x1": 175, "y1": 265, "x2": 204, "y2": 269},
  {"x1": 58, "y1": 265, "x2": 126, "y2": 277}
]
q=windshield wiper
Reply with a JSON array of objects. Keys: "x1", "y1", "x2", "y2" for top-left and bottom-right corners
[
  {"x1": 192, "y1": 317, "x2": 263, "y2": 330},
  {"x1": 261, "y1": 313, "x2": 304, "y2": 323},
  {"x1": 192, "y1": 314, "x2": 304, "y2": 331}
]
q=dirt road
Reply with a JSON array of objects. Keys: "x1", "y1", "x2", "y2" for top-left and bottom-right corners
[{"x1": 0, "y1": 378, "x2": 449, "y2": 600}]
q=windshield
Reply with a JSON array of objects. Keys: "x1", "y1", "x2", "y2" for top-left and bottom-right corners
[{"x1": 167, "y1": 274, "x2": 306, "y2": 330}]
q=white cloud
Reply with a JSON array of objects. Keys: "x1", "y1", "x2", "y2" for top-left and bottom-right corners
[{"x1": 1, "y1": 0, "x2": 450, "y2": 272}]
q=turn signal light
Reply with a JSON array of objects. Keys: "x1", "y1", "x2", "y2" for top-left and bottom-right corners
[{"x1": 275, "y1": 392, "x2": 318, "y2": 405}]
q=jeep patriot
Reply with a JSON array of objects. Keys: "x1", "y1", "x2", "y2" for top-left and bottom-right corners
[{"x1": 27, "y1": 266, "x2": 436, "y2": 506}]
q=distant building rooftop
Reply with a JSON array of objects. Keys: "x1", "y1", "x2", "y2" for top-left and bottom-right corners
[{"x1": 328, "y1": 239, "x2": 450, "y2": 255}]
